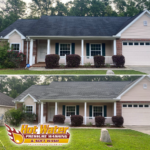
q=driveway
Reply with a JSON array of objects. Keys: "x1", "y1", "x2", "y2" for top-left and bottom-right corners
[
  {"x1": 126, "y1": 65, "x2": 150, "y2": 74},
  {"x1": 125, "y1": 125, "x2": 150, "y2": 135}
]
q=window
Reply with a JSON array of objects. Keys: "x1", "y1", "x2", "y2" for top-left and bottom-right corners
[
  {"x1": 90, "y1": 44, "x2": 101, "y2": 56},
  {"x1": 134, "y1": 42, "x2": 139, "y2": 45},
  {"x1": 144, "y1": 105, "x2": 149, "y2": 107},
  {"x1": 93, "y1": 106, "x2": 103, "y2": 117},
  {"x1": 26, "y1": 106, "x2": 33, "y2": 113},
  {"x1": 66, "y1": 106, "x2": 75, "y2": 116},
  {"x1": 11, "y1": 44, "x2": 20, "y2": 51},
  {"x1": 123, "y1": 104, "x2": 127, "y2": 107},
  {"x1": 140, "y1": 42, "x2": 144, "y2": 45},
  {"x1": 129, "y1": 42, "x2": 133, "y2": 45},
  {"x1": 145, "y1": 42, "x2": 150, "y2": 45},
  {"x1": 133, "y1": 104, "x2": 138, "y2": 107},
  {"x1": 139, "y1": 105, "x2": 143, "y2": 107},
  {"x1": 128, "y1": 104, "x2": 132, "y2": 107},
  {"x1": 123, "y1": 42, "x2": 127, "y2": 45},
  {"x1": 60, "y1": 44, "x2": 71, "y2": 56}
]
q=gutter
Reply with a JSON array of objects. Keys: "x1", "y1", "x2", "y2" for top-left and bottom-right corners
[{"x1": 0, "y1": 105, "x2": 15, "y2": 108}]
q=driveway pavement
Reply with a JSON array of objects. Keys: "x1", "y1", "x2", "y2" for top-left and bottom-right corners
[
  {"x1": 126, "y1": 65, "x2": 150, "y2": 74},
  {"x1": 125, "y1": 125, "x2": 150, "y2": 135}
]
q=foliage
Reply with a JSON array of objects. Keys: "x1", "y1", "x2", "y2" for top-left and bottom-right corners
[
  {"x1": 53, "y1": 115, "x2": 65, "y2": 124},
  {"x1": 71, "y1": 115, "x2": 83, "y2": 126},
  {"x1": 95, "y1": 116, "x2": 105, "y2": 127},
  {"x1": 112, "y1": 116, "x2": 124, "y2": 127},
  {"x1": 4, "y1": 106, "x2": 36, "y2": 126},
  {"x1": 84, "y1": 62, "x2": 91, "y2": 68},
  {"x1": 7, "y1": 50, "x2": 26, "y2": 68},
  {"x1": 105, "y1": 63, "x2": 111, "y2": 68},
  {"x1": 66, "y1": 54, "x2": 81, "y2": 67},
  {"x1": 60, "y1": 64, "x2": 65, "y2": 68},
  {"x1": 45, "y1": 54, "x2": 60, "y2": 68},
  {"x1": 112, "y1": 55, "x2": 125, "y2": 67},
  {"x1": 94, "y1": 55, "x2": 105, "y2": 67}
]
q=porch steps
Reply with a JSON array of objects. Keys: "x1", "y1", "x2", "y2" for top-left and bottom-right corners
[{"x1": 32, "y1": 62, "x2": 46, "y2": 67}]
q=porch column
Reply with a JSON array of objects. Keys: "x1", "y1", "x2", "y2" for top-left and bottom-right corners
[
  {"x1": 113, "y1": 39, "x2": 117, "y2": 55},
  {"x1": 84, "y1": 102, "x2": 87, "y2": 125},
  {"x1": 55, "y1": 102, "x2": 58, "y2": 115},
  {"x1": 41, "y1": 102, "x2": 44, "y2": 124},
  {"x1": 114, "y1": 102, "x2": 116, "y2": 116},
  {"x1": 29, "y1": 39, "x2": 33, "y2": 66},
  {"x1": 22, "y1": 40, "x2": 24, "y2": 53},
  {"x1": 26, "y1": 41, "x2": 29, "y2": 64},
  {"x1": 47, "y1": 39, "x2": 50, "y2": 54},
  {"x1": 81, "y1": 39, "x2": 84, "y2": 65}
]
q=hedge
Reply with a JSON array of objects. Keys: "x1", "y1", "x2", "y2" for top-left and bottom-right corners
[
  {"x1": 71, "y1": 115, "x2": 83, "y2": 126},
  {"x1": 66, "y1": 54, "x2": 81, "y2": 67},
  {"x1": 94, "y1": 55, "x2": 105, "y2": 67},
  {"x1": 53, "y1": 115, "x2": 65, "y2": 124},
  {"x1": 95, "y1": 116, "x2": 105, "y2": 127},
  {"x1": 112, "y1": 55, "x2": 125, "y2": 67},
  {"x1": 45, "y1": 54, "x2": 60, "y2": 68},
  {"x1": 112, "y1": 116, "x2": 124, "y2": 127}
]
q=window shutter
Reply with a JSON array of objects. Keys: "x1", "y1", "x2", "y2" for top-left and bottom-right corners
[
  {"x1": 72, "y1": 43, "x2": 75, "y2": 54},
  {"x1": 76, "y1": 105, "x2": 79, "y2": 115},
  {"x1": 102, "y1": 43, "x2": 105, "y2": 56},
  {"x1": 104, "y1": 105, "x2": 107, "y2": 117},
  {"x1": 89, "y1": 105, "x2": 92, "y2": 117},
  {"x1": 86, "y1": 43, "x2": 90, "y2": 56},
  {"x1": 55, "y1": 43, "x2": 59, "y2": 55},
  {"x1": 62, "y1": 105, "x2": 65, "y2": 116}
]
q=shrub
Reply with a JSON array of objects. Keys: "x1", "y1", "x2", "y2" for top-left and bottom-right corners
[
  {"x1": 53, "y1": 115, "x2": 65, "y2": 124},
  {"x1": 112, "y1": 116, "x2": 124, "y2": 127},
  {"x1": 45, "y1": 54, "x2": 60, "y2": 68},
  {"x1": 66, "y1": 54, "x2": 81, "y2": 67},
  {"x1": 84, "y1": 62, "x2": 91, "y2": 68},
  {"x1": 94, "y1": 55, "x2": 105, "y2": 67},
  {"x1": 95, "y1": 116, "x2": 105, "y2": 127},
  {"x1": 4, "y1": 106, "x2": 36, "y2": 126},
  {"x1": 71, "y1": 115, "x2": 83, "y2": 126},
  {"x1": 112, "y1": 55, "x2": 125, "y2": 67},
  {"x1": 7, "y1": 51, "x2": 25, "y2": 68}
]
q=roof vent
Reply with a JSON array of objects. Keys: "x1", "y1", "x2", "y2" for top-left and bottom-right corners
[
  {"x1": 143, "y1": 83, "x2": 147, "y2": 89},
  {"x1": 143, "y1": 21, "x2": 147, "y2": 26}
]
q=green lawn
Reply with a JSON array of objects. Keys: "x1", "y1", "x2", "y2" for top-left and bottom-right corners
[
  {"x1": 113, "y1": 70, "x2": 146, "y2": 75},
  {"x1": 0, "y1": 69, "x2": 146, "y2": 75},
  {"x1": 0, "y1": 127, "x2": 150, "y2": 150},
  {"x1": 0, "y1": 70, "x2": 107, "y2": 75}
]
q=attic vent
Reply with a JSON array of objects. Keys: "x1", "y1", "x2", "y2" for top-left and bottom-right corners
[
  {"x1": 143, "y1": 84, "x2": 147, "y2": 89},
  {"x1": 143, "y1": 21, "x2": 147, "y2": 26}
]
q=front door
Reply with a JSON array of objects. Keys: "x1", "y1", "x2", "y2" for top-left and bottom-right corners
[
  {"x1": 48, "y1": 106, "x2": 55, "y2": 122},
  {"x1": 38, "y1": 43, "x2": 47, "y2": 62}
]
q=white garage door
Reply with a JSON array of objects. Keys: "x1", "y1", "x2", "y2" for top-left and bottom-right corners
[
  {"x1": 122, "y1": 41, "x2": 150, "y2": 65},
  {"x1": 122, "y1": 104, "x2": 150, "y2": 125}
]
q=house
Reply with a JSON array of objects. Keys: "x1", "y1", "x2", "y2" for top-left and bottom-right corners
[
  {"x1": 13, "y1": 76, "x2": 150, "y2": 125},
  {"x1": 0, "y1": 92, "x2": 15, "y2": 125},
  {"x1": 0, "y1": 10, "x2": 150, "y2": 66}
]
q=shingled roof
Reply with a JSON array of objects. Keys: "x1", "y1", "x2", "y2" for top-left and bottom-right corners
[
  {"x1": 0, "y1": 92, "x2": 14, "y2": 106},
  {"x1": 0, "y1": 14, "x2": 141, "y2": 37},
  {"x1": 14, "y1": 81, "x2": 132, "y2": 101}
]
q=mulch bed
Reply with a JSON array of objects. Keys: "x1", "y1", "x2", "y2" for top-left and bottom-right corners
[{"x1": 69, "y1": 125, "x2": 124, "y2": 128}]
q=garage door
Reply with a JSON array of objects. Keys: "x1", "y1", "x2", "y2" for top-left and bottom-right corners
[
  {"x1": 122, "y1": 41, "x2": 150, "y2": 65},
  {"x1": 122, "y1": 104, "x2": 150, "y2": 125}
]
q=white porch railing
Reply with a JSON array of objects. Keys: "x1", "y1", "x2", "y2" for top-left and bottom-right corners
[
  {"x1": 59, "y1": 56, "x2": 113, "y2": 65},
  {"x1": 64, "y1": 116, "x2": 113, "y2": 125}
]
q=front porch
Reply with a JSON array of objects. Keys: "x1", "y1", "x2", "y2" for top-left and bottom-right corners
[
  {"x1": 26, "y1": 38, "x2": 117, "y2": 66},
  {"x1": 38, "y1": 101, "x2": 117, "y2": 125}
]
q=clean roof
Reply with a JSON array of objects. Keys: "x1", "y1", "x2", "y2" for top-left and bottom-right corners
[{"x1": 0, "y1": 92, "x2": 14, "y2": 106}]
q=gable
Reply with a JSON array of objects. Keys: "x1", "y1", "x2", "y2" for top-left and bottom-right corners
[
  {"x1": 121, "y1": 77, "x2": 150, "y2": 101},
  {"x1": 9, "y1": 31, "x2": 22, "y2": 43},
  {"x1": 121, "y1": 13, "x2": 150, "y2": 38}
]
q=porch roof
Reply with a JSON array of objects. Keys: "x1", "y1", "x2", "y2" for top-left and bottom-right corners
[
  {"x1": 0, "y1": 14, "x2": 141, "y2": 37},
  {"x1": 0, "y1": 92, "x2": 14, "y2": 106},
  {"x1": 14, "y1": 81, "x2": 132, "y2": 101}
]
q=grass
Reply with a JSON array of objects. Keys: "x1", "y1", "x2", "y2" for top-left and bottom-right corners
[
  {"x1": 113, "y1": 70, "x2": 146, "y2": 75},
  {"x1": 0, "y1": 69, "x2": 146, "y2": 75},
  {"x1": 0, "y1": 127, "x2": 150, "y2": 150},
  {"x1": 0, "y1": 70, "x2": 107, "y2": 75}
]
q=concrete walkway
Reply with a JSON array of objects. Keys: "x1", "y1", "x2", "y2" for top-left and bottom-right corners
[
  {"x1": 127, "y1": 65, "x2": 150, "y2": 74},
  {"x1": 125, "y1": 125, "x2": 150, "y2": 135}
]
